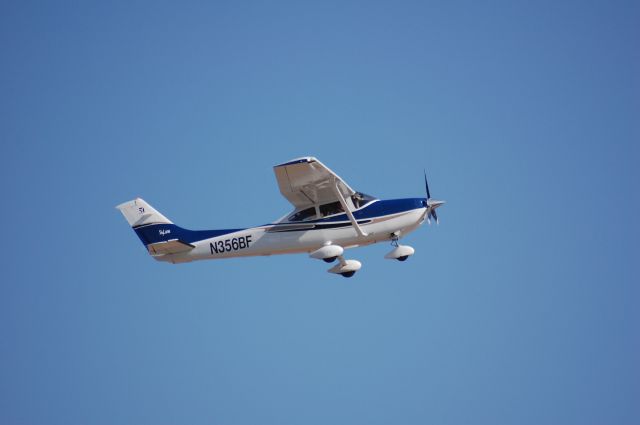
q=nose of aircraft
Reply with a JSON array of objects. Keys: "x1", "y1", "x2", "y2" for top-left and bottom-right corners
[
  {"x1": 423, "y1": 198, "x2": 445, "y2": 224},
  {"x1": 422, "y1": 170, "x2": 444, "y2": 224},
  {"x1": 421, "y1": 198, "x2": 445, "y2": 208}
]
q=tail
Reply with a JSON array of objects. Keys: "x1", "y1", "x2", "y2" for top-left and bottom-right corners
[
  {"x1": 116, "y1": 198, "x2": 172, "y2": 228},
  {"x1": 116, "y1": 198, "x2": 195, "y2": 260}
]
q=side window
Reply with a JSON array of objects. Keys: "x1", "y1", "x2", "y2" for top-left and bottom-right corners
[
  {"x1": 319, "y1": 201, "x2": 344, "y2": 217},
  {"x1": 288, "y1": 207, "x2": 316, "y2": 222}
]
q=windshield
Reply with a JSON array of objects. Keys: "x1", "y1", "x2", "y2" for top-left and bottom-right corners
[{"x1": 351, "y1": 192, "x2": 376, "y2": 209}]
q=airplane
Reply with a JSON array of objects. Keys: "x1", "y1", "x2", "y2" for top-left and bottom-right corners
[{"x1": 116, "y1": 157, "x2": 444, "y2": 278}]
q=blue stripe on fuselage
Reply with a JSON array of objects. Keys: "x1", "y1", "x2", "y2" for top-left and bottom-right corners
[
  {"x1": 133, "y1": 224, "x2": 244, "y2": 246},
  {"x1": 339, "y1": 198, "x2": 424, "y2": 222}
]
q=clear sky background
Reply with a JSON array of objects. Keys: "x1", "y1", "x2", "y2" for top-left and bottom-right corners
[{"x1": 1, "y1": 1, "x2": 638, "y2": 424}]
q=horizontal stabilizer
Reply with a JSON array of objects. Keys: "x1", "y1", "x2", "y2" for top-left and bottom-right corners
[{"x1": 147, "y1": 239, "x2": 195, "y2": 256}]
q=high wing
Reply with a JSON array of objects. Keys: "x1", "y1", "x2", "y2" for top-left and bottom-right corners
[
  {"x1": 273, "y1": 157, "x2": 356, "y2": 210},
  {"x1": 274, "y1": 157, "x2": 368, "y2": 236}
]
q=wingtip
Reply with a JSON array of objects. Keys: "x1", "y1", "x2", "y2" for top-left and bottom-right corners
[{"x1": 274, "y1": 156, "x2": 317, "y2": 167}]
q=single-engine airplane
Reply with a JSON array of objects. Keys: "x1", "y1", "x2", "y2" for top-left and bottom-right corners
[{"x1": 117, "y1": 157, "x2": 444, "y2": 277}]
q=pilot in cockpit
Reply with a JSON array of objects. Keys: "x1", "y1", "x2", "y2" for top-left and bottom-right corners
[{"x1": 352, "y1": 193, "x2": 363, "y2": 209}]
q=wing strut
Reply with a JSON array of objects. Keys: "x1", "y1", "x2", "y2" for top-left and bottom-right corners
[{"x1": 331, "y1": 178, "x2": 368, "y2": 238}]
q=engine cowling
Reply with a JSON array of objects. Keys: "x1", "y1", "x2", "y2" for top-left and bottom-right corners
[
  {"x1": 384, "y1": 245, "x2": 415, "y2": 261},
  {"x1": 309, "y1": 245, "x2": 344, "y2": 262}
]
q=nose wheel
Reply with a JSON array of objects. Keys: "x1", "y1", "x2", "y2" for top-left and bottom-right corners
[{"x1": 385, "y1": 233, "x2": 415, "y2": 261}]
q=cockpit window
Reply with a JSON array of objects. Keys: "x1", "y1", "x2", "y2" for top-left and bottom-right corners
[
  {"x1": 288, "y1": 206, "x2": 317, "y2": 222},
  {"x1": 351, "y1": 192, "x2": 376, "y2": 209},
  {"x1": 288, "y1": 193, "x2": 375, "y2": 222},
  {"x1": 319, "y1": 201, "x2": 344, "y2": 217}
]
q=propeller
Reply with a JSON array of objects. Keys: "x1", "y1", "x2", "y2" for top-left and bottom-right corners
[{"x1": 424, "y1": 170, "x2": 444, "y2": 225}]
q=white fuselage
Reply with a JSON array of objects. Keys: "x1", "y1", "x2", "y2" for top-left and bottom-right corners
[{"x1": 156, "y1": 206, "x2": 428, "y2": 264}]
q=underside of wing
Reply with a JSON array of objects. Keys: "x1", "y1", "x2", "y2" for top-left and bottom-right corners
[{"x1": 273, "y1": 157, "x2": 356, "y2": 210}]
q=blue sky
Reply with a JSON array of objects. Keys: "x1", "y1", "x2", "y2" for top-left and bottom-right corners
[{"x1": 1, "y1": 1, "x2": 638, "y2": 424}]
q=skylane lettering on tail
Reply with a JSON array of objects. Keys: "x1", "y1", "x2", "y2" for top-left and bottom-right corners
[{"x1": 116, "y1": 157, "x2": 445, "y2": 278}]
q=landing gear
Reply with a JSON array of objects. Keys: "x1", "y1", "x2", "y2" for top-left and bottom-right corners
[
  {"x1": 310, "y1": 245, "x2": 344, "y2": 262},
  {"x1": 310, "y1": 245, "x2": 361, "y2": 277},
  {"x1": 384, "y1": 233, "x2": 415, "y2": 261},
  {"x1": 328, "y1": 257, "x2": 362, "y2": 277}
]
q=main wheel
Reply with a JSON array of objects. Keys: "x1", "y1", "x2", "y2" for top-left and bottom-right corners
[
  {"x1": 323, "y1": 256, "x2": 338, "y2": 263},
  {"x1": 340, "y1": 271, "x2": 356, "y2": 278},
  {"x1": 397, "y1": 255, "x2": 409, "y2": 262}
]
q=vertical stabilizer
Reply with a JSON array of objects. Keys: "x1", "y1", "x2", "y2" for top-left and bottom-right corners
[{"x1": 116, "y1": 198, "x2": 172, "y2": 228}]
